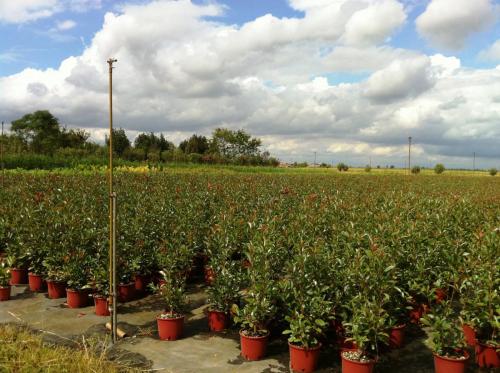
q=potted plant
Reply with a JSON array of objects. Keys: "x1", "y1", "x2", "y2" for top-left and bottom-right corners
[
  {"x1": 6, "y1": 254, "x2": 28, "y2": 285},
  {"x1": 63, "y1": 253, "x2": 91, "y2": 308},
  {"x1": 233, "y1": 282, "x2": 277, "y2": 361},
  {"x1": 25, "y1": 248, "x2": 47, "y2": 292},
  {"x1": 154, "y1": 271, "x2": 187, "y2": 341},
  {"x1": 91, "y1": 263, "x2": 110, "y2": 316},
  {"x1": 422, "y1": 301, "x2": 470, "y2": 373},
  {"x1": 43, "y1": 256, "x2": 67, "y2": 299},
  {"x1": 206, "y1": 261, "x2": 241, "y2": 332},
  {"x1": 129, "y1": 249, "x2": 155, "y2": 295},
  {"x1": 458, "y1": 229, "x2": 499, "y2": 368},
  {"x1": 0, "y1": 261, "x2": 11, "y2": 301},
  {"x1": 283, "y1": 294, "x2": 331, "y2": 373},
  {"x1": 117, "y1": 261, "x2": 136, "y2": 303},
  {"x1": 342, "y1": 296, "x2": 388, "y2": 373},
  {"x1": 280, "y1": 246, "x2": 332, "y2": 373},
  {"x1": 384, "y1": 281, "x2": 411, "y2": 349}
]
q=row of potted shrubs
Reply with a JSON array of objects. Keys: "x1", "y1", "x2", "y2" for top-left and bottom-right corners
[
  {"x1": 0, "y1": 173, "x2": 498, "y2": 373},
  {"x1": 2, "y1": 227, "x2": 498, "y2": 373}
]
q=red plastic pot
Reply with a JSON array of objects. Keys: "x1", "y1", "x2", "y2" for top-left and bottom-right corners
[
  {"x1": 208, "y1": 310, "x2": 228, "y2": 332},
  {"x1": 389, "y1": 324, "x2": 406, "y2": 349},
  {"x1": 240, "y1": 330, "x2": 269, "y2": 361},
  {"x1": 118, "y1": 282, "x2": 136, "y2": 302},
  {"x1": 289, "y1": 342, "x2": 321, "y2": 373},
  {"x1": 435, "y1": 288, "x2": 446, "y2": 303},
  {"x1": 339, "y1": 339, "x2": 358, "y2": 356},
  {"x1": 10, "y1": 268, "x2": 28, "y2": 285},
  {"x1": 434, "y1": 350, "x2": 469, "y2": 373},
  {"x1": 462, "y1": 324, "x2": 476, "y2": 347},
  {"x1": 157, "y1": 314, "x2": 184, "y2": 341},
  {"x1": 410, "y1": 303, "x2": 429, "y2": 324},
  {"x1": 47, "y1": 280, "x2": 66, "y2": 299},
  {"x1": 28, "y1": 273, "x2": 46, "y2": 292},
  {"x1": 475, "y1": 342, "x2": 499, "y2": 368},
  {"x1": 94, "y1": 296, "x2": 110, "y2": 316},
  {"x1": 341, "y1": 351, "x2": 376, "y2": 373},
  {"x1": 204, "y1": 266, "x2": 215, "y2": 286},
  {"x1": 0, "y1": 286, "x2": 10, "y2": 301},
  {"x1": 66, "y1": 289, "x2": 89, "y2": 308},
  {"x1": 134, "y1": 274, "x2": 150, "y2": 294}
]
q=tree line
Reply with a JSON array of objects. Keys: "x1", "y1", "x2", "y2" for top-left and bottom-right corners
[{"x1": 1, "y1": 110, "x2": 279, "y2": 167}]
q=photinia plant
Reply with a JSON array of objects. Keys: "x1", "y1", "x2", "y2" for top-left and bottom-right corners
[
  {"x1": 0, "y1": 261, "x2": 10, "y2": 287},
  {"x1": 421, "y1": 300, "x2": 466, "y2": 358}
]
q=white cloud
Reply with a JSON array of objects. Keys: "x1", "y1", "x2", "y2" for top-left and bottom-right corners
[
  {"x1": 56, "y1": 19, "x2": 77, "y2": 30},
  {"x1": 0, "y1": 0, "x2": 101, "y2": 24},
  {"x1": 416, "y1": 0, "x2": 497, "y2": 50},
  {"x1": 0, "y1": 0, "x2": 499, "y2": 168},
  {"x1": 342, "y1": 0, "x2": 406, "y2": 46},
  {"x1": 364, "y1": 56, "x2": 435, "y2": 103},
  {"x1": 0, "y1": 0, "x2": 60, "y2": 23},
  {"x1": 479, "y1": 40, "x2": 500, "y2": 62}
]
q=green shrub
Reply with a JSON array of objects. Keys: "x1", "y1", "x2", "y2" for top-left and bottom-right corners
[{"x1": 434, "y1": 164, "x2": 445, "y2": 174}]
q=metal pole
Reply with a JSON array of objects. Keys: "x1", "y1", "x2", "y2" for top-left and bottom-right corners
[
  {"x1": 408, "y1": 136, "x2": 412, "y2": 175},
  {"x1": 107, "y1": 58, "x2": 118, "y2": 343},
  {"x1": 111, "y1": 192, "x2": 117, "y2": 343},
  {"x1": 473, "y1": 152, "x2": 475, "y2": 172},
  {"x1": 314, "y1": 151, "x2": 317, "y2": 166}
]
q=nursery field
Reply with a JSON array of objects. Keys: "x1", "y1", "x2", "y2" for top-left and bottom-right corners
[{"x1": 0, "y1": 170, "x2": 499, "y2": 373}]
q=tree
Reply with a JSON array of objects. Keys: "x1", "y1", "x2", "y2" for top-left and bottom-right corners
[
  {"x1": 209, "y1": 128, "x2": 262, "y2": 158},
  {"x1": 105, "y1": 128, "x2": 131, "y2": 156},
  {"x1": 365, "y1": 165, "x2": 371, "y2": 172},
  {"x1": 489, "y1": 168, "x2": 497, "y2": 176},
  {"x1": 337, "y1": 163, "x2": 349, "y2": 172},
  {"x1": 434, "y1": 164, "x2": 445, "y2": 174},
  {"x1": 411, "y1": 165, "x2": 421, "y2": 174},
  {"x1": 11, "y1": 110, "x2": 62, "y2": 154},
  {"x1": 134, "y1": 132, "x2": 173, "y2": 159},
  {"x1": 179, "y1": 134, "x2": 209, "y2": 155},
  {"x1": 60, "y1": 128, "x2": 90, "y2": 149}
]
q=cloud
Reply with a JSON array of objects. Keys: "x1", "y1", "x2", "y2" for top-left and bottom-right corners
[
  {"x1": 479, "y1": 39, "x2": 500, "y2": 62},
  {"x1": 0, "y1": 0, "x2": 499, "y2": 168},
  {"x1": 0, "y1": 0, "x2": 60, "y2": 24},
  {"x1": 364, "y1": 56, "x2": 435, "y2": 103},
  {"x1": 0, "y1": 0, "x2": 101, "y2": 24},
  {"x1": 56, "y1": 19, "x2": 77, "y2": 31},
  {"x1": 342, "y1": 0, "x2": 406, "y2": 46},
  {"x1": 416, "y1": 0, "x2": 498, "y2": 50}
]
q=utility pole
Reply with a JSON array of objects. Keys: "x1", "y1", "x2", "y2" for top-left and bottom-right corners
[
  {"x1": 408, "y1": 136, "x2": 412, "y2": 175},
  {"x1": 107, "y1": 58, "x2": 118, "y2": 344},
  {"x1": 369, "y1": 156, "x2": 372, "y2": 168},
  {"x1": 473, "y1": 152, "x2": 476, "y2": 172},
  {"x1": 314, "y1": 151, "x2": 317, "y2": 166}
]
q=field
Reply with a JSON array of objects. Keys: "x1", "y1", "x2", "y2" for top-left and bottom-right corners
[{"x1": 0, "y1": 168, "x2": 498, "y2": 372}]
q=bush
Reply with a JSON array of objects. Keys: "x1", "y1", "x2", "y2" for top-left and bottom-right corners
[
  {"x1": 411, "y1": 166, "x2": 421, "y2": 174},
  {"x1": 489, "y1": 168, "x2": 497, "y2": 176},
  {"x1": 337, "y1": 162, "x2": 349, "y2": 172},
  {"x1": 365, "y1": 165, "x2": 371, "y2": 172},
  {"x1": 434, "y1": 164, "x2": 445, "y2": 174}
]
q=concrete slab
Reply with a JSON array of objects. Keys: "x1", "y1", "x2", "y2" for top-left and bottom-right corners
[{"x1": 0, "y1": 285, "x2": 483, "y2": 373}]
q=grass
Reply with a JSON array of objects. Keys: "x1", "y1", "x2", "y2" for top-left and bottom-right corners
[
  {"x1": 2, "y1": 163, "x2": 496, "y2": 177},
  {"x1": 0, "y1": 324, "x2": 138, "y2": 373}
]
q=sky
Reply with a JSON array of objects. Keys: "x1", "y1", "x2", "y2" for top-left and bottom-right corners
[{"x1": 1, "y1": 0, "x2": 500, "y2": 168}]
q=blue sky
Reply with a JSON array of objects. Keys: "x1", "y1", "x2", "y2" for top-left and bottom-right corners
[
  {"x1": 3, "y1": 0, "x2": 499, "y2": 76},
  {"x1": 0, "y1": 0, "x2": 499, "y2": 168}
]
